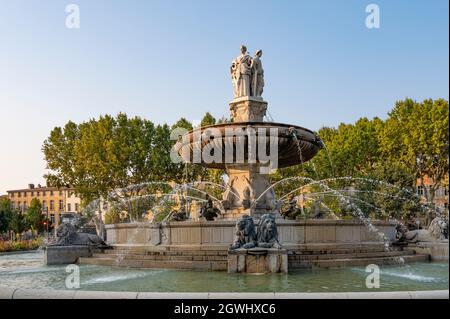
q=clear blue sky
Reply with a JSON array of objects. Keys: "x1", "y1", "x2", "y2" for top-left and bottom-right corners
[{"x1": 0, "y1": 0, "x2": 448, "y2": 194}]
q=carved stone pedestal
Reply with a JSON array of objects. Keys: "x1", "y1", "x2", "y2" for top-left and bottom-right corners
[
  {"x1": 221, "y1": 164, "x2": 278, "y2": 220},
  {"x1": 227, "y1": 248, "x2": 288, "y2": 273},
  {"x1": 44, "y1": 245, "x2": 93, "y2": 265},
  {"x1": 229, "y1": 96, "x2": 268, "y2": 122}
]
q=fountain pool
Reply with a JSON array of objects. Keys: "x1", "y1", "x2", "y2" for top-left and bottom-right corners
[{"x1": 1, "y1": 251, "x2": 447, "y2": 293}]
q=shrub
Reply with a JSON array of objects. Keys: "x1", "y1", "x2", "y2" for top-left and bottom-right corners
[{"x1": 0, "y1": 238, "x2": 43, "y2": 253}]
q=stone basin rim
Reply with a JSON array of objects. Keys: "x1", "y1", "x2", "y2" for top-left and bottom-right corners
[
  {"x1": 177, "y1": 121, "x2": 322, "y2": 142},
  {"x1": 1, "y1": 286, "x2": 448, "y2": 299},
  {"x1": 175, "y1": 121, "x2": 324, "y2": 169}
]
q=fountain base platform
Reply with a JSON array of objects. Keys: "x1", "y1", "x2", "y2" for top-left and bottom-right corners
[
  {"x1": 228, "y1": 248, "x2": 288, "y2": 273},
  {"x1": 44, "y1": 245, "x2": 94, "y2": 265},
  {"x1": 77, "y1": 219, "x2": 430, "y2": 270},
  {"x1": 407, "y1": 241, "x2": 449, "y2": 261}
]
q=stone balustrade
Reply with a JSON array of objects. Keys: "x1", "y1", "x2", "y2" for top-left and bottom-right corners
[{"x1": 105, "y1": 219, "x2": 397, "y2": 247}]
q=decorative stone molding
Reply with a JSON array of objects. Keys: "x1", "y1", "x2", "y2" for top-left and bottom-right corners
[{"x1": 229, "y1": 96, "x2": 268, "y2": 122}]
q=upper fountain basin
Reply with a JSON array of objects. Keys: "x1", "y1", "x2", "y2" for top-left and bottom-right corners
[{"x1": 174, "y1": 122, "x2": 324, "y2": 169}]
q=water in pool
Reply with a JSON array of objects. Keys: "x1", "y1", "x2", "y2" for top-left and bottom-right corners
[{"x1": 0, "y1": 251, "x2": 448, "y2": 292}]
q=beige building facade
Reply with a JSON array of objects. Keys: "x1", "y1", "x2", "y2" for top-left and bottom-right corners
[{"x1": 6, "y1": 184, "x2": 81, "y2": 228}]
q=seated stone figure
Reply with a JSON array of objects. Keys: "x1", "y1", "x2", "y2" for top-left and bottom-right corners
[
  {"x1": 50, "y1": 222, "x2": 108, "y2": 247},
  {"x1": 230, "y1": 215, "x2": 257, "y2": 249},
  {"x1": 200, "y1": 195, "x2": 220, "y2": 221},
  {"x1": 257, "y1": 214, "x2": 281, "y2": 248},
  {"x1": 172, "y1": 206, "x2": 188, "y2": 221},
  {"x1": 280, "y1": 195, "x2": 302, "y2": 220},
  {"x1": 311, "y1": 200, "x2": 325, "y2": 219}
]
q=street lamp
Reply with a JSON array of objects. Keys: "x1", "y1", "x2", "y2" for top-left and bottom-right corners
[{"x1": 43, "y1": 221, "x2": 48, "y2": 240}]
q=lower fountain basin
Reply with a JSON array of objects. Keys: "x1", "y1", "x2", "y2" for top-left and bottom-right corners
[{"x1": 0, "y1": 251, "x2": 448, "y2": 294}]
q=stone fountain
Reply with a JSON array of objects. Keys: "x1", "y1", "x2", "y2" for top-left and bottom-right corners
[
  {"x1": 174, "y1": 45, "x2": 323, "y2": 220},
  {"x1": 78, "y1": 46, "x2": 422, "y2": 273}
]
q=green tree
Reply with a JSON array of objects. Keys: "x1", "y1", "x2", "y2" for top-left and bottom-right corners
[
  {"x1": 200, "y1": 112, "x2": 216, "y2": 127},
  {"x1": 9, "y1": 211, "x2": 29, "y2": 241},
  {"x1": 380, "y1": 98, "x2": 449, "y2": 222},
  {"x1": 0, "y1": 198, "x2": 12, "y2": 234},
  {"x1": 171, "y1": 117, "x2": 209, "y2": 183},
  {"x1": 274, "y1": 99, "x2": 448, "y2": 221},
  {"x1": 24, "y1": 198, "x2": 47, "y2": 234},
  {"x1": 43, "y1": 113, "x2": 182, "y2": 205}
]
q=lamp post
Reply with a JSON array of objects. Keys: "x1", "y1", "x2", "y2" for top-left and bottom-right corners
[{"x1": 43, "y1": 221, "x2": 48, "y2": 240}]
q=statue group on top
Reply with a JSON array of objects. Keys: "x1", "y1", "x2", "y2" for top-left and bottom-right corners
[{"x1": 231, "y1": 45, "x2": 264, "y2": 98}]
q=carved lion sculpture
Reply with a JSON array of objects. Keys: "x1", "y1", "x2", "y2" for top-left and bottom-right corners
[
  {"x1": 402, "y1": 216, "x2": 449, "y2": 243},
  {"x1": 257, "y1": 214, "x2": 281, "y2": 248},
  {"x1": 50, "y1": 223, "x2": 108, "y2": 247},
  {"x1": 230, "y1": 214, "x2": 257, "y2": 249},
  {"x1": 428, "y1": 216, "x2": 449, "y2": 240}
]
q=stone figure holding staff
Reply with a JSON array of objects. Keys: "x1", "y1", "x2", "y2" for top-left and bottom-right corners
[
  {"x1": 231, "y1": 45, "x2": 253, "y2": 98},
  {"x1": 251, "y1": 49, "x2": 264, "y2": 97}
]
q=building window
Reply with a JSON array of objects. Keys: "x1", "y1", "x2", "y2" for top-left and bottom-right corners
[
  {"x1": 10, "y1": 192, "x2": 14, "y2": 198},
  {"x1": 18, "y1": 192, "x2": 21, "y2": 198},
  {"x1": 37, "y1": 191, "x2": 40, "y2": 196},
  {"x1": 23, "y1": 202, "x2": 27, "y2": 210},
  {"x1": 75, "y1": 203, "x2": 79, "y2": 212},
  {"x1": 17, "y1": 203, "x2": 21, "y2": 211},
  {"x1": 50, "y1": 214, "x2": 55, "y2": 223},
  {"x1": 67, "y1": 203, "x2": 72, "y2": 211},
  {"x1": 50, "y1": 200, "x2": 54, "y2": 211},
  {"x1": 11, "y1": 202, "x2": 15, "y2": 209},
  {"x1": 417, "y1": 186, "x2": 424, "y2": 196},
  {"x1": 43, "y1": 191, "x2": 46, "y2": 196},
  {"x1": 42, "y1": 200, "x2": 47, "y2": 211},
  {"x1": 50, "y1": 191, "x2": 53, "y2": 196},
  {"x1": 59, "y1": 191, "x2": 63, "y2": 196},
  {"x1": 59, "y1": 200, "x2": 63, "y2": 211}
]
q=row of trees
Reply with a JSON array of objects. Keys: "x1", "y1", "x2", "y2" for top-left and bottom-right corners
[
  {"x1": 42, "y1": 112, "x2": 226, "y2": 207},
  {"x1": 42, "y1": 98, "x2": 449, "y2": 222},
  {"x1": 0, "y1": 197, "x2": 48, "y2": 240},
  {"x1": 273, "y1": 98, "x2": 449, "y2": 222}
]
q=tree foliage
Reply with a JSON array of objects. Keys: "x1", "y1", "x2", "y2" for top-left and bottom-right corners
[
  {"x1": 9, "y1": 211, "x2": 28, "y2": 240},
  {"x1": 43, "y1": 114, "x2": 180, "y2": 204},
  {"x1": 270, "y1": 98, "x2": 448, "y2": 221},
  {"x1": 380, "y1": 99, "x2": 449, "y2": 202},
  {"x1": 43, "y1": 112, "x2": 224, "y2": 208},
  {"x1": 0, "y1": 198, "x2": 12, "y2": 234},
  {"x1": 42, "y1": 100, "x2": 448, "y2": 222},
  {"x1": 24, "y1": 198, "x2": 47, "y2": 233}
]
